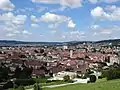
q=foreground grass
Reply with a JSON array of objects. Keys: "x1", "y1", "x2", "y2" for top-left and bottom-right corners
[{"x1": 43, "y1": 79, "x2": 120, "y2": 90}]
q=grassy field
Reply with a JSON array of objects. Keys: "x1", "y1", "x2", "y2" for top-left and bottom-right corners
[{"x1": 43, "y1": 79, "x2": 120, "y2": 90}]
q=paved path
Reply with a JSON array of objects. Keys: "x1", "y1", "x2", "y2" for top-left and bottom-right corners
[{"x1": 42, "y1": 82, "x2": 79, "y2": 88}]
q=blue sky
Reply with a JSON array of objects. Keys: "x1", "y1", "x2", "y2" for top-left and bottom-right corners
[{"x1": 0, "y1": 0, "x2": 120, "y2": 42}]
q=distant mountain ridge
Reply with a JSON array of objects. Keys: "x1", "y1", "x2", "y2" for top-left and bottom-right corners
[{"x1": 0, "y1": 39, "x2": 120, "y2": 46}]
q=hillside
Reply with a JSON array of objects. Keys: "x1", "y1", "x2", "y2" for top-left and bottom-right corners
[
  {"x1": 43, "y1": 79, "x2": 120, "y2": 90},
  {"x1": 0, "y1": 39, "x2": 120, "y2": 46}
]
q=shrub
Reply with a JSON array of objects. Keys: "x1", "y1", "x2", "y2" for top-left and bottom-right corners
[
  {"x1": 81, "y1": 73, "x2": 89, "y2": 79},
  {"x1": 34, "y1": 83, "x2": 42, "y2": 90},
  {"x1": 77, "y1": 74, "x2": 82, "y2": 78},
  {"x1": 17, "y1": 86, "x2": 25, "y2": 90},
  {"x1": 98, "y1": 76, "x2": 103, "y2": 79},
  {"x1": 106, "y1": 69, "x2": 120, "y2": 80},
  {"x1": 101, "y1": 71, "x2": 108, "y2": 78},
  {"x1": 63, "y1": 75, "x2": 70, "y2": 82},
  {"x1": 15, "y1": 79, "x2": 36, "y2": 86},
  {"x1": 3, "y1": 81, "x2": 13, "y2": 89},
  {"x1": 89, "y1": 75, "x2": 96, "y2": 83},
  {"x1": 68, "y1": 80, "x2": 74, "y2": 83}
]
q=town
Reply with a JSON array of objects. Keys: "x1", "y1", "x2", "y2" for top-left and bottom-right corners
[
  {"x1": 0, "y1": 41, "x2": 120, "y2": 90},
  {"x1": 0, "y1": 0, "x2": 120, "y2": 90}
]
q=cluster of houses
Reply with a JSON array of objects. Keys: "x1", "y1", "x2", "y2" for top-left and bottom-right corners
[{"x1": 0, "y1": 43, "x2": 120, "y2": 80}]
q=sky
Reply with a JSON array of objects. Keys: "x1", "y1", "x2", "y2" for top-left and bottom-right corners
[{"x1": 0, "y1": 0, "x2": 120, "y2": 42}]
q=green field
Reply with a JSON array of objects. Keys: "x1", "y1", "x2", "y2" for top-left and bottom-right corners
[{"x1": 43, "y1": 79, "x2": 120, "y2": 90}]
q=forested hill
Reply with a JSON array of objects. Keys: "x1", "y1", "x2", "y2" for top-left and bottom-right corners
[{"x1": 0, "y1": 39, "x2": 120, "y2": 46}]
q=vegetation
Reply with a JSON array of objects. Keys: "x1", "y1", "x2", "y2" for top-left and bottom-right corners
[
  {"x1": 43, "y1": 79, "x2": 120, "y2": 90},
  {"x1": 34, "y1": 83, "x2": 41, "y2": 90},
  {"x1": 106, "y1": 68, "x2": 120, "y2": 80},
  {"x1": 15, "y1": 79, "x2": 36, "y2": 86},
  {"x1": 63, "y1": 75, "x2": 70, "y2": 82},
  {"x1": 17, "y1": 86, "x2": 25, "y2": 90}
]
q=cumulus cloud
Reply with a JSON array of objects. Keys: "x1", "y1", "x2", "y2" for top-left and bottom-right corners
[
  {"x1": 100, "y1": 30, "x2": 112, "y2": 35},
  {"x1": 6, "y1": 33, "x2": 15, "y2": 37},
  {"x1": 32, "y1": 0, "x2": 83, "y2": 8},
  {"x1": 32, "y1": 0, "x2": 59, "y2": 4},
  {"x1": 22, "y1": 30, "x2": 32, "y2": 35},
  {"x1": 31, "y1": 15, "x2": 39, "y2": 22},
  {"x1": 0, "y1": 12, "x2": 29, "y2": 38},
  {"x1": 91, "y1": 24, "x2": 100, "y2": 29},
  {"x1": 91, "y1": 6, "x2": 120, "y2": 21},
  {"x1": 103, "y1": 0, "x2": 120, "y2": 3},
  {"x1": 68, "y1": 20, "x2": 76, "y2": 28},
  {"x1": 88, "y1": 0, "x2": 99, "y2": 4},
  {"x1": 70, "y1": 30, "x2": 85, "y2": 35},
  {"x1": 40, "y1": 12, "x2": 76, "y2": 28},
  {"x1": 93, "y1": 26, "x2": 120, "y2": 36},
  {"x1": 0, "y1": 0, "x2": 15, "y2": 11},
  {"x1": 31, "y1": 23, "x2": 40, "y2": 28},
  {"x1": 0, "y1": 12, "x2": 27, "y2": 25},
  {"x1": 40, "y1": 12, "x2": 70, "y2": 23},
  {"x1": 88, "y1": 0, "x2": 120, "y2": 4}
]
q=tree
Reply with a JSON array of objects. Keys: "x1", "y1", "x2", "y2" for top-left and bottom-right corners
[
  {"x1": 14, "y1": 65, "x2": 33, "y2": 79},
  {"x1": 40, "y1": 49, "x2": 44, "y2": 53},
  {"x1": 34, "y1": 83, "x2": 41, "y2": 90},
  {"x1": 14, "y1": 66, "x2": 21, "y2": 79},
  {"x1": 63, "y1": 75, "x2": 70, "y2": 82},
  {"x1": 0, "y1": 63, "x2": 10, "y2": 82}
]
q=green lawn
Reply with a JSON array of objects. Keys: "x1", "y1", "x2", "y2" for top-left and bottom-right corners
[{"x1": 43, "y1": 79, "x2": 120, "y2": 90}]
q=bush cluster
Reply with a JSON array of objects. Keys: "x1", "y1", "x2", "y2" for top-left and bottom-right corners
[
  {"x1": 106, "y1": 68, "x2": 120, "y2": 80},
  {"x1": 15, "y1": 79, "x2": 36, "y2": 86}
]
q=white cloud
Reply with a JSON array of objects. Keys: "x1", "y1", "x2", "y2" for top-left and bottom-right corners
[
  {"x1": 88, "y1": 0, "x2": 120, "y2": 4},
  {"x1": 91, "y1": 24, "x2": 100, "y2": 29},
  {"x1": 31, "y1": 15, "x2": 39, "y2": 22},
  {"x1": 103, "y1": 0, "x2": 120, "y2": 3},
  {"x1": 93, "y1": 26, "x2": 120, "y2": 36},
  {"x1": 70, "y1": 30, "x2": 85, "y2": 35},
  {"x1": 13, "y1": 30, "x2": 20, "y2": 34},
  {"x1": 0, "y1": 0, "x2": 15, "y2": 11},
  {"x1": 50, "y1": 6, "x2": 67, "y2": 12},
  {"x1": 88, "y1": 0, "x2": 98, "y2": 4},
  {"x1": 32, "y1": 0, "x2": 59, "y2": 4},
  {"x1": 6, "y1": 33, "x2": 15, "y2": 37},
  {"x1": 91, "y1": 6, "x2": 120, "y2": 21},
  {"x1": 32, "y1": 0, "x2": 83, "y2": 8},
  {"x1": 60, "y1": 0, "x2": 82, "y2": 8},
  {"x1": 100, "y1": 30, "x2": 112, "y2": 34},
  {"x1": 48, "y1": 24, "x2": 59, "y2": 28},
  {"x1": 0, "y1": 12, "x2": 29, "y2": 39},
  {"x1": 93, "y1": 32, "x2": 99, "y2": 36},
  {"x1": 22, "y1": 30, "x2": 32, "y2": 35},
  {"x1": 62, "y1": 35, "x2": 66, "y2": 39},
  {"x1": 68, "y1": 20, "x2": 76, "y2": 28},
  {"x1": 12, "y1": 15, "x2": 27, "y2": 25},
  {"x1": 31, "y1": 23, "x2": 40, "y2": 28},
  {"x1": 51, "y1": 30, "x2": 57, "y2": 34},
  {"x1": 69, "y1": 30, "x2": 86, "y2": 40},
  {"x1": 0, "y1": 12, "x2": 27, "y2": 25},
  {"x1": 37, "y1": 6, "x2": 48, "y2": 12},
  {"x1": 40, "y1": 12, "x2": 76, "y2": 28},
  {"x1": 91, "y1": 6, "x2": 105, "y2": 17},
  {"x1": 40, "y1": 12, "x2": 70, "y2": 23}
]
